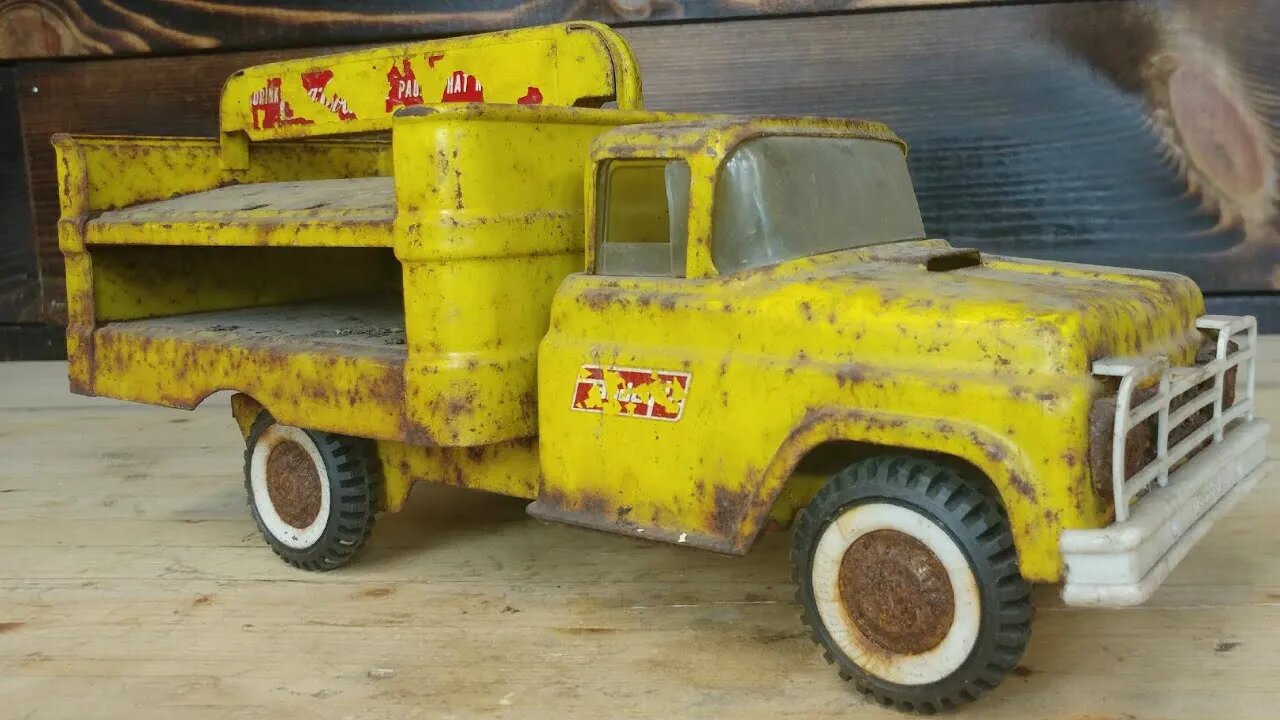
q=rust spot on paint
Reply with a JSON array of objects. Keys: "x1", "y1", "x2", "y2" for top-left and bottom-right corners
[
  {"x1": 1008, "y1": 472, "x2": 1037, "y2": 501},
  {"x1": 969, "y1": 432, "x2": 1005, "y2": 462},
  {"x1": 578, "y1": 491, "x2": 610, "y2": 517},
  {"x1": 579, "y1": 289, "x2": 613, "y2": 312},
  {"x1": 711, "y1": 485, "x2": 752, "y2": 538},
  {"x1": 835, "y1": 365, "x2": 869, "y2": 387},
  {"x1": 192, "y1": 594, "x2": 214, "y2": 607}
]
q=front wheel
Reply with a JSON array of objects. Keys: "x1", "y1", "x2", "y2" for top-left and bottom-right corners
[
  {"x1": 244, "y1": 412, "x2": 381, "y2": 570},
  {"x1": 792, "y1": 455, "x2": 1031, "y2": 714}
]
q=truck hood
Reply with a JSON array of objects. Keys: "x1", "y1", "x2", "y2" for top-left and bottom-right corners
[{"x1": 742, "y1": 240, "x2": 1206, "y2": 376}]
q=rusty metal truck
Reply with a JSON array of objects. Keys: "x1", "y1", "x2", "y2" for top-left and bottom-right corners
[{"x1": 54, "y1": 22, "x2": 1266, "y2": 713}]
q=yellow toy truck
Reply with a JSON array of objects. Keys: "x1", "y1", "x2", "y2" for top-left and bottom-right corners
[{"x1": 53, "y1": 22, "x2": 1266, "y2": 713}]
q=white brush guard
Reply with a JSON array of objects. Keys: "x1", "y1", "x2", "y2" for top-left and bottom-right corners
[{"x1": 1060, "y1": 315, "x2": 1268, "y2": 606}]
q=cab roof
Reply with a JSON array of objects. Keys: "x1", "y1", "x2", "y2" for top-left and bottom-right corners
[{"x1": 589, "y1": 116, "x2": 907, "y2": 162}]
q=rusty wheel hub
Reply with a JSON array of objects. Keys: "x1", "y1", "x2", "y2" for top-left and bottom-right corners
[
  {"x1": 839, "y1": 529, "x2": 955, "y2": 655},
  {"x1": 265, "y1": 440, "x2": 323, "y2": 529}
]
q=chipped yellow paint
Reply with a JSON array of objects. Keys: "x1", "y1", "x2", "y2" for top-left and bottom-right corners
[
  {"x1": 378, "y1": 439, "x2": 541, "y2": 511},
  {"x1": 55, "y1": 25, "x2": 1211, "y2": 585}
]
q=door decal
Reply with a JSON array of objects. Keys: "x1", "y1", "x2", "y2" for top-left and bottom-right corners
[{"x1": 571, "y1": 365, "x2": 691, "y2": 421}]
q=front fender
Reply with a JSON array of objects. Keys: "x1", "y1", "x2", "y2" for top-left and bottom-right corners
[{"x1": 741, "y1": 408, "x2": 1060, "y2": 582}]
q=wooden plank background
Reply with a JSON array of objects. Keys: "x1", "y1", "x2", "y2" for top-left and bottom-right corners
[
  {"x1": 1, "y1": 0, "x2": 1279, "y2": 350},
  {"x1": 3, "y1": 348, "x2": 1280, "y2": 718},
  {"x1": 0, "y1": 0, "x2": 1013, "y2": 58}
]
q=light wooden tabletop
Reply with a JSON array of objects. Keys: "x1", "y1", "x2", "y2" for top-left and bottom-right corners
[{"x1": 3, "y1": 345, "x2": 1278, "y2": 720}]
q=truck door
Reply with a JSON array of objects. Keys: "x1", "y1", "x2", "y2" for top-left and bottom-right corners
[{"x1": 535, "y1": 156, "x2": 740, "y2": 550}]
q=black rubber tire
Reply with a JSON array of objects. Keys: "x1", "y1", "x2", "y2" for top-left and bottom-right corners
[
  {"x1": 791, "y1": 455, "x2": 1032, "y2": 714},
  {"x1": 244, "y1": 412, "x2": 381, "y2": 571}
]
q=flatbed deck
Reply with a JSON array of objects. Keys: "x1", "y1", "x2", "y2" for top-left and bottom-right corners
[
  {"x1": 86, "y1": 177, "x2": 397, "y2": 247},
  {"x1": 98, "y1": 299, "x2": 408, "y2": 361}
]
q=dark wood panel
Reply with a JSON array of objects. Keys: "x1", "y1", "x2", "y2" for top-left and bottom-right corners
[
  {"x1": 14, "y1": 0, "x2": 1280, "y2": 325},
  {"x1": 0, "y1": 324, "x2": 66, "y2": 360},
  {"x1": 627, "y1": 0, "x2": 1278, "y2": 292},
  {"x1": 0, "y1": 0, "x2": 1013, "y2": 60},
  {"x1": 0, "y1": 66, "x2": 40, "y2": 324},
  {"x1": 1205, "y1": 295, "x2": 1280, "y2": 334}
]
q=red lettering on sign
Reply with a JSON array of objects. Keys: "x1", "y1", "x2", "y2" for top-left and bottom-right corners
[
  {"x1": 250, "y1": 77, "x2": 312, "y2": 129},
  {"x1": 386, "y1": 59, "x2": 424, "y2": 112},
  {"x1": 300, "y1": 69, "x2": 356, "y2": 121},
  {"x1": 517, "y1": 86, "x2": 544, "y2": 105},
  {"x1": 441, "y1": 70, "x2": 484, "y2": 103},
  {"x1": 571, "y1": 365, "x2": 691, "y2": 421},
  {"x1": 427, "y1": 53, "x2": 445, "y2": 68}
]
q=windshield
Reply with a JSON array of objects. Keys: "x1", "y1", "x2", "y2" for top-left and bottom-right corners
[{"x1": 712, "y1": 136, "x2": 926, "y2": 273}]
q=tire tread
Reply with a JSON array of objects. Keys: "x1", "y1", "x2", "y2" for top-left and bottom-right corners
[
  {"x1": 791, "y1": 454, "x2": 1032, "y2": 714},
  {"x1": 243, "y1": 413, "x2": 381, "y2": 572}
]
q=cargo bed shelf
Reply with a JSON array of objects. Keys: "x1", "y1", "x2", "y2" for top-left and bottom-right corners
[
  {"x1": 98, "y1": 299, "x2": 408, "y2": 362},
  {"x1": 86, "y1": 177, "x2": 396, "y2": 248}
]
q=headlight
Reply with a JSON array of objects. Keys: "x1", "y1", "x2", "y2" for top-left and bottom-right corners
[
  {"x1": 1088, "y1": 393, "x2": 1156, "y2": 498},
  {"x1": 1195, "y1": 339, "x2": 1238, "y2": 409}
]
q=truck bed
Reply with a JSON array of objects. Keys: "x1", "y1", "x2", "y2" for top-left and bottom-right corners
[{"x1": 87, "y1": 177, "x2": 396, "y2": 247}]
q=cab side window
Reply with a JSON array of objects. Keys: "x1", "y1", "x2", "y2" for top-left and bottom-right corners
[{"x1": 596, "y1": 159, "x2": 690, "y2": 277}]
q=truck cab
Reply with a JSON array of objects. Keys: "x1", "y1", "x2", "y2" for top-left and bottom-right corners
[{"x1": 540, "y1": 115, "x2": 1264, "y2": 708}]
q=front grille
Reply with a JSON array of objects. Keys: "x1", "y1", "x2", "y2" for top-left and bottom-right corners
[{"x1": 1089, "y1": 316, "x2": 1257, "y2": 522}]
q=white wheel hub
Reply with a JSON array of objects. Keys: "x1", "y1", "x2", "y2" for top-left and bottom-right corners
[
  {"x1": 249, "y1": 423, "x2": 331, "y2": 550},
  {"x1": 811, "y1": 502, "x2": 981, "y2": 685}
]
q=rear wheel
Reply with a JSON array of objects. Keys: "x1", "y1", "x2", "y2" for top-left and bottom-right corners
[
  {"x1": 792, "y1": 455, "x2": 1031, "y2": 713},
  {"x1": 244, "y1": 412, "x2": 381, "y2": 570}
]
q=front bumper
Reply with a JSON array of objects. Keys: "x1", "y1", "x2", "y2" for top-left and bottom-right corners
[{"x1": 1060, "y1": 416, "x2": 1268, "y2": 606}]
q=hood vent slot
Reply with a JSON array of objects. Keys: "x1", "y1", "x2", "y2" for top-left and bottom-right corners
[{"x1": 925, "y1": 248, "x2": 981, "y2": 272}]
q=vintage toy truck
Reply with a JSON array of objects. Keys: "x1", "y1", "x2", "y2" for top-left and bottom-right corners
[{"x1": 54, "y1": 22, "x2": 1266, "y2": 713}]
